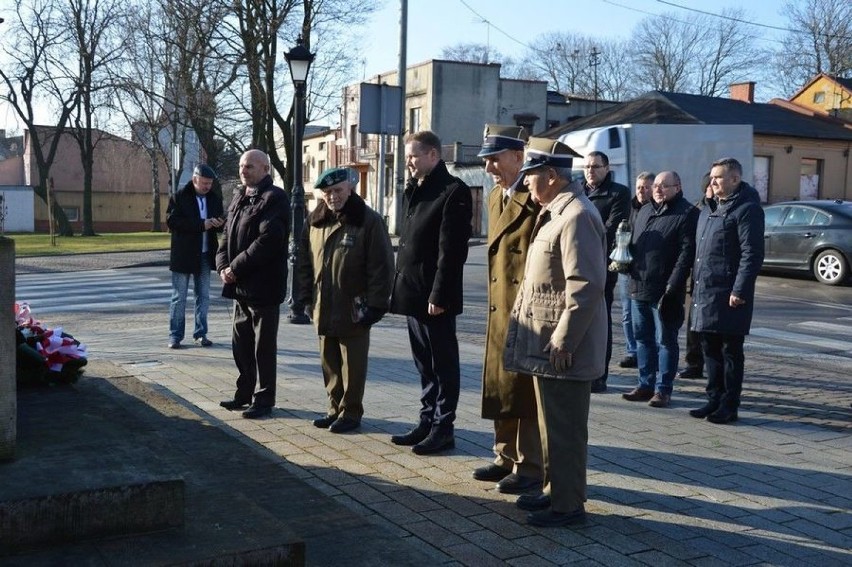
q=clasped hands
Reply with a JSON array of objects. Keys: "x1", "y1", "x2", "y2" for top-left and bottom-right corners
[
  {"x1": 544, "y1": 342, "x2": 573, "y2": 373},
  {"x1": 219, "y1": 266, "x2": 236, "y2": 284}
]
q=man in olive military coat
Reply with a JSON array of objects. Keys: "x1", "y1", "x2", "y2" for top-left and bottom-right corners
[{"x1": 473, "y1": 124, "x2": 543, "y2": 495}]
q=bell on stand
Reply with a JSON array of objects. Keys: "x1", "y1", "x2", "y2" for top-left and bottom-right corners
[{"x1": 608, "y1": 220, "x2": 632, "y2": 272}]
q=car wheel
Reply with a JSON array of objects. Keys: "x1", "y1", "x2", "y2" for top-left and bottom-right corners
[{"x1": 812, "y1": 249, "x2": 849, "y2": 285}]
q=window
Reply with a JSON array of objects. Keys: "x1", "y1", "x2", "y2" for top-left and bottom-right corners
[
  {"x1": 753, "y1": 156, "x2": 770, "y2": 202},
  {"x1": 799, "y1": 158, "x2": 821, "y2": 200},
  {"x1": 763, "y1": 206, "x2": 784, "y2": 228},
  {"x1": 409, "y1": 107, "x2": 421, "y2": 134},
  {"x1": 607, "y1": 127, "x2": 621, "y2": 149},
  {"x1": 783, "y1": 206, "x2": 816, "y2": 226},
  {"x1": 813, "y1": 91, "x2": 825, "y2": 104},
  {"x1": 62, "y1": 207, "x2": 80, "y2": 222},
  {"x1": 812, "y1": 211, "x2": 830, "y2": 226},
  {"x1": 319, "y1": 142, "x2": 326, "y2": 151},
  {"x1": 318, "y1": 159, "x2": 325, "y2": 173}
]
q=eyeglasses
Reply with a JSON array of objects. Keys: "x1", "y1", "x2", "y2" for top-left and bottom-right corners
[
  {"x1": 583, "y1": 164, "x2": 606, "y2": 170},
  {"x1": 652, "y1": 183, "x2": 680, "y2": 189}
]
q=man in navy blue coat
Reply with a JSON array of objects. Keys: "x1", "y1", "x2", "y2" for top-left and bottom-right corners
[{"x1": 689, "y1": 158, "x2": 764, "y2": 424}]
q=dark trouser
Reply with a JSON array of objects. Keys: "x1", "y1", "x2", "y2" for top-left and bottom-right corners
[
  {"x1": 406, "y1": 314, "x2": 460, "y2": 428},
  {"x1": 684, "y1": 291, "x2": 704, "y2": 372},
  {"x1": 700, "y1": 332, "x2": 745, "y2": 410},
  {"x1": 534, "y1": 377, "x2": 591, "y2": 513},
  {"x1": 319, "y1": 333, "x2": 369, "y2": 421},
  {"x1": 232, "y1": 300, "x2": 280, "y2": 408},
  {"x1": 598, "y1": 272, "x2": 617, "y2": 382}
]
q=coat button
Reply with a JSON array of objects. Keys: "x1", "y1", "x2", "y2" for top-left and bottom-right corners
[
  {"x1": 512, "y1": 279, "x2": 519, "y2": 284},
  {"x1": 491, "y1": 277, "x2": 497, "y2": 282},
  {"x1": 489, "y1": 306, "x2": 497, "y2": 312}
]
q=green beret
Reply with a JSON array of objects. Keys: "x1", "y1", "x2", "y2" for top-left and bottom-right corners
[{"x1": 314, "y1": 167, "x2": 357, "y2": 189}]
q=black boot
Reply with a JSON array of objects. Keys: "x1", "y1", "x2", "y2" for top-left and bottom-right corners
[
  {"x1": 590, "y1": 378, "x2": 607, "y2": 393},
  {"x1": 391, "y1": 420, "x2": 431, "y2": 446},
  {"x1": 412, "y1": 424, "x2": 455, "y2": 455},
  {"x1": 689, "y1": 403, "x2": 719, "y2": 419}
]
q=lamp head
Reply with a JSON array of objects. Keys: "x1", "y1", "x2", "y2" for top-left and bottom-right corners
[{"x1": 285, "y1": 35, "x2": 315, "y2": 85}]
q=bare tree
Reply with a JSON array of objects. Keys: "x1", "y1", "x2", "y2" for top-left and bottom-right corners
[
  {"x1": 441, "y1": 42, "x2": 501, "y2": 64},
  {"x1": 440, "y1": 42, "x2": 522, "y2": 78},
  {"x1": 630, "y1": 9, "x2": 757, "y2": 96},
  {"x1": 516, "y1": 33, "x2": 596, "y2": 95},
  {"x1": 63, "y1": 0, "x2": 130, "y2": 236},
  {"x1": 0, "y1": 0, "x2": 79, "y2": 236},
  {"x1": 773, "y1": 0, "x2": 852, "y2": 95}
]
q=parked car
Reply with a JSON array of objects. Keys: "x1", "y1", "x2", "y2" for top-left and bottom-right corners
[{"x1": 762, "y1": 199, "x2": 852, "y2": 285}]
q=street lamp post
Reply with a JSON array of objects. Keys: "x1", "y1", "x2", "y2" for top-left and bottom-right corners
[{"x1": 285, "y1": 36, "x2": 315, "y2": 325}]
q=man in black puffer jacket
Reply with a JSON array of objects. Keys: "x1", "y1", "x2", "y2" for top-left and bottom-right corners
[
  {"x1": 622, "y1": 171, "x2": 698, "y2": 409},
  {"x1": 582, "y1": 151, "x2": 631, "y2": 393}
]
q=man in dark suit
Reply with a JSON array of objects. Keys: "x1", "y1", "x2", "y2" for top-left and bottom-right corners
[
  {"x1": 216, "y1": 149, "x2": 291, "y2": 419},
  {"x1": 166, "y1": 164, "x2": 224, "y2": 349},
  {"x1": 390, "y1": 130, "x2": 473, "y2": 455}
]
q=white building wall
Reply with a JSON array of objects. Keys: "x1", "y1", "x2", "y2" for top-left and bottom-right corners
[{"x1": 0, "y1": 186, "x2": 35, "y2": 232}]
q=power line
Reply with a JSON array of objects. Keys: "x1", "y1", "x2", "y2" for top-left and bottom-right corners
[
  {"x1": 600, "y1": 0, "x2": 787, "y2": 46},
  {"x1": 456, "y1": 0, "x2": 533, "y2": 51},
  {"x1": 655, "y1": 0, "x2": 852, "y2": 41}
]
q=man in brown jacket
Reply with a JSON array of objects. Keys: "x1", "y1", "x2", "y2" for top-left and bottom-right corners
[
  {"x1": 473, "y1": 124, "x2": 543, "y2": 495},
  {"x1": 296, "y1": 167, "x2": 394, "y2": 433}
]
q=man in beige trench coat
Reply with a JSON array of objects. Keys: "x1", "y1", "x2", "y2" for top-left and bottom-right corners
[{"x1": 473, "y1": 124, "x2": 543, "y2": 494}]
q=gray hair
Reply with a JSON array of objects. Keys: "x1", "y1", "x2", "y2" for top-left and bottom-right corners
[{"x1": 636, "y1": 171, "x2": 655, "y2": 183}]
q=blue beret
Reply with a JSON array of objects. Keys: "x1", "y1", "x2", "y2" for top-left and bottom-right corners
[
  {"x1": 315, "y1": 167, "x2": 357, "y2": 189},
  {"x1": 193, "y1": 164, "x2": 217, "y2": 179}
]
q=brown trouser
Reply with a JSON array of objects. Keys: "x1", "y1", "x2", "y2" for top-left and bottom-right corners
[
  {"x1": 493, "y1": 417, "x2": 543, "y2": 480},
  {"x1": 534, "y1": 377, "x2": 591, "y2": 513},
  {"x1": 319, "y1": 333, "x2": 369, "y2": 421}
]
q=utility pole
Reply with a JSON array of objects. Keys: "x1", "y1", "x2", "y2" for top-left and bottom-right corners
[
  {"x1": 392, "y1": 0, "x2": 408, "y2": 234},
  {"x1": 589, "y1": 46, "x2": 600, "y2": 113}
]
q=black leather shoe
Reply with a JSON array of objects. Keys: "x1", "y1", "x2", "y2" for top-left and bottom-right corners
[
  {"x1": 473, "y1": 464, "x2": 511, "y2": 482},
  {"x1": 391, "y1": 421, "x2": 431, "y2": 446},
  {"x1": 312, "y1": 415, "x2": 337, "y2": 428},
  {"x1": 618, "y1": 355, "x2": 637, "y2": 368},
  {"x1": 242, "y1": 405, "x2": 272, "y2": 419},
  {"x1": 168, "y1": 341, "x2": 181, "y2": 349},
  {"x1": 689, "y1": 403, "x2": 718, "y2": 419},
  {"x1": 497, "y1": 473, "x2": 541, "y2": 494},
  {"x1": 677, "y1": 367, "x2": 704, "y2": 379},
  {"x1": 527, "y1": 507, "x2": 586, "y2": 527},
  {"x1": 707, "y1": 407, "x2": 738, "y2": 424},
  {"x1": 590, "y1": 378, "x2": 607, "y2": 393},
  {"x1": 412, "y1": 427, "x2": 455, "y2": 455},
  {"x1": 329, "y1": 416, "x2": 360, "y2": 433},
  {"x1": 516, "y1": 492, "x2": 551, "y2": 511},
  {"x1": 220, "y1": 399, "x2": 251, "y2": 410},
  {"x1": 194, "y1": 337, "x2": 213, "y2": 347}
]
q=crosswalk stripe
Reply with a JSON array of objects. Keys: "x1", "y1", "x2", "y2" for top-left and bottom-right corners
[
  {"x1": 16, "y1": 270, "x2": 172, "y2": 315},
  {"x1": 750, "y1": 327, "x2": 851, "y2": 353}
]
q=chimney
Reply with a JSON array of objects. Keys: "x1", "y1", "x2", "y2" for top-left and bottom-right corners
[{"x1": 730, "y1": 81, "x2": 755, "y2": 103}]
